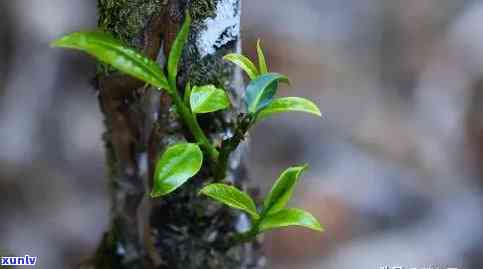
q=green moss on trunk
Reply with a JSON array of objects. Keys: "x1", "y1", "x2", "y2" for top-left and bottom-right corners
[{"x1": 98, "y1": 0, "x2": 162, "y2": 47}]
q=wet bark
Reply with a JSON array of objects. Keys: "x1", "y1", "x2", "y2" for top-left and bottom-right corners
[{"x1": 80, "y1": 0, "x2": 263, "y2": 268}]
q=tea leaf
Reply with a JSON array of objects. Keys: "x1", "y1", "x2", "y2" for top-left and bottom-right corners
[
  {"x1": 190, "y1": 85, "x2": 230, "y2": 113},
  {"x1": 257, "y1": 39, "x2": 268, "y2": 74},
  {"x1": 200, "y1": 183, "x2": 259, "y2": 220},
  {"x1": 257, "y1": 97, "x2": 321, "y2": 120},
  {"x1": 52, "y1": 31, "x2": 169, "y2": 90},
  {"x1": 224, "y1": 53, "x2": 259, "y2": 80},
  {"x1": 168, "y1": 13, "x2": 191, "y2": 86},
  {"x1": 151, "y1": 143, "x2": 203, "y2": 197},
  {"x1": 245, "y1": 72, "x2": 289, "y2": 114},
  {"x1": 259, "y1": 208, "x2": 323, "y2": 232},
  {"x1": 263, "y1": 165, "x2": 307, "y2": 215}
]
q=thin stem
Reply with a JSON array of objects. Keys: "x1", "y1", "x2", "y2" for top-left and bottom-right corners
[
  {"x1": 233, "y1": 228, "x2": 258, "y2": 244},
  {"x1": 183, "y1": 82, "x2": 192, "y2": 107},
  {"x1": 228, "y1": 216, "x2": 260, "y2": 247},
  {"x1": 169, "y1": 83, "x2": 219, "y2": 162},
  {"x1": 214, "y1": 114, "x2": 253, "y2": 179}
]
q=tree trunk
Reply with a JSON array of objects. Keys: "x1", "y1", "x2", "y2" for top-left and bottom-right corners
[{"x1": 81, "y1": 0, "x2": 263, "y2": 268}]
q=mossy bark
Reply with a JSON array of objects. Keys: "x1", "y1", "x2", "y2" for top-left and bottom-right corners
[{"x1": 81, "y1": 1, "x2": 263, "y2": 268}]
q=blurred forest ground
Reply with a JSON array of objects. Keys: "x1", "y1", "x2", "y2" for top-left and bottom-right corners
[{"x1": 1, "y1": 0, "x2": 483, "y2": 268}]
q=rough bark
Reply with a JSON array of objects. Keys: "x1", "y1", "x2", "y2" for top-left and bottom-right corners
[{"x1": 80, "y1": 0, "x2": 263, "y2": 268}]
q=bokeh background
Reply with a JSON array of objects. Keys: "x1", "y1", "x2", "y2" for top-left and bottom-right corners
[{"x1": 1, "y1": 0, "x2": 483, "y2": 268}]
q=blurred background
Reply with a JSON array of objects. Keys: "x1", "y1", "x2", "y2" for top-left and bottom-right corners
[{"x1": 1, "y1": 0, "x2": 483, "y2": 268}]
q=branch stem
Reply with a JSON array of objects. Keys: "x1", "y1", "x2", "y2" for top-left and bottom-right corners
[
  {"x1": 169, "y1": 83, "x2": 219, "y2": 162},
  {"x1": 214, "y1": 115, "x2": 253, "y2": 179}
]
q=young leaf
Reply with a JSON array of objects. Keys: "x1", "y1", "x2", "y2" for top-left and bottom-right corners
[
  {"x1": 245, "y1": 73, "x2": 290, "y2": 114},
  {"x1": 256, "y1": 39, "x2": 268, "y2": 74},
  {"x1": 168, "y1": 13, "x2": 191, "y2": 86},
  {"x1": 263, "y1": 165, "x2": 307, "y2": 215},
  {"x1": 190, "y1": 85, "x2": 230, "y2": 113},
  {"x1": 151, "y1": 143, "x2": 203, "y2": 197},
  {"x1": 200, "y1": 183, "x2": 260, "y2": 220},
  {"x1": 224, "y1": 54, "x2": 259, "y2": 80},
  {"x1": 51, "y1": 31, "x2": 169, "y2": 90},
  {"x1": 257, "y1": 97, "x2": 321, "y2": 120},
  {"x1": 259, "y1": 208, "x2": 323, "y2": 232}
]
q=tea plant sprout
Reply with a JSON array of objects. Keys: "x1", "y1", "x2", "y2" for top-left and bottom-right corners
[{"x1": 52, "y1": 13, "x2": 323, "y2": 244}]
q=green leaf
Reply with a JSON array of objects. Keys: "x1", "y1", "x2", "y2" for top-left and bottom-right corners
[
  {"x1": 151, "y1": 143, "x2": 203, "y2": 197},
  {"x1": 257, "y1": 39, "x2": 268, "y2": 74},
  {"x1": 224, "y1": 53, "x2": 259, "y2": 80},
  {"x1": 168, "y1": 13, "x2": 191, "y2": 86},
  {"x1": 259, "y1": 208, "x2": 323, "y2": 232},
  {"x1": 190, "y1": 85, "x2": 230, "y2": 113},
  {"x1": 257, "y1": 97, "x2": 321, "y2": 120},
  {"x1": 51, "y1": 31, "x2": 169, "y2": 90},
  {"x1": 245, "y1": 72, "x2": 290, "y2": 115},
  {"x1": 263, "y1": 165, "x2": 307, "y2": 215},
  {"x1": 199, "y1": 183, "x2": 260, "y2": 220}
]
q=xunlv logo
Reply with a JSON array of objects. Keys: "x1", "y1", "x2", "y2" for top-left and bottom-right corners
[{"x1": 0, "y1": 255, "x2": 37, "y2": 266}]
